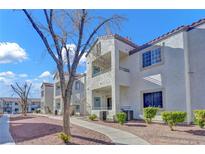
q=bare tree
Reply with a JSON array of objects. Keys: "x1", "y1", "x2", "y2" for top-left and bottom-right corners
[
  {"x1": 22, "y1": 9, "x2": 123, "y2": 136},
  {"x1": 11, "y1": 82, "x2": 32, "y2": 116}
]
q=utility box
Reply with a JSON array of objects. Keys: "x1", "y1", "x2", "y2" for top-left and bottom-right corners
[
  {"x1": 123, "y1": 110, "x2": 134, "y2": 121},
  {"x1": 100, "y1": 111, "x2": 107, "y2": 121}
]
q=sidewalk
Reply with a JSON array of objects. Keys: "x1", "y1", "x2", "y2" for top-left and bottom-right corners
[
  {"x1": 37, "y1": 114, "x2": 150, "y2": 145},
  {"x1": 0, "y1": 114, "x2": 15, "y2": 145}
]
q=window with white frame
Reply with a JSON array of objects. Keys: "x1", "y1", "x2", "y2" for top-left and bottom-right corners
[
  {"x1": 142, "y1": 48, "x2": 161, "y2": 68},
  {"x1": 143, "y1": 91, "x2": 163, "y2": 108},
  {"x1": 93, "y1": 97, "x2": 101, "y2": 110}
]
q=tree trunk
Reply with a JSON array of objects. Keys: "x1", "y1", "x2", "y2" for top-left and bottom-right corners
[
  {"x1": 62, "y1": 74, "x2": 75, "y2": 136},
  {"x1": 21, "y1": 101, "x2": 27, "y2": 116},
  {"x1": 63, "y1": 96, "x2": 71, "y2": 136}
]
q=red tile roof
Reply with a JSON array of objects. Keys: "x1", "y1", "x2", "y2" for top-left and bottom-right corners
[
  {"x1": 41, "y1": 82, "x2": 54, "y2": 88},
  {"x1": 129, "y1": 18, "x2": 205, "y2": 55},
  {"x1": 85, "y1": 34, "x2": 138, "y2": 57}
]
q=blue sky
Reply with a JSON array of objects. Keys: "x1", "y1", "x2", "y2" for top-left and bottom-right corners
[{"x1": 0, "y1": 9, "x2": 205, "y2": 98}]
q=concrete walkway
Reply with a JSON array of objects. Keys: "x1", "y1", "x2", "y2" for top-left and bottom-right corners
[
  {"x1": 0, "y1": 114, "x2": 15, "y2": 145},
  {"x1": 37, "y1": 114, "x2": 150, "y2": 145}
]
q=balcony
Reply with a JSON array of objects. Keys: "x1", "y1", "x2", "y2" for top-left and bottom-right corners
[
  {"x1": 92, "y1": 68, "x2": 111, "y2": 77},
  {"x1": 92, "y1": 52, "x2": 111, "y2": 78},
  {"x1": 118, "y1": 66, "x2": 130, "y2": 86},
  {"x1": 90, "y1": 71, "x2": 112, "y2": 90}
]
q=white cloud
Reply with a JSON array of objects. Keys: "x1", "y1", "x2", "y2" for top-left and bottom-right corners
[
  {"x1": 18, "y1": 73, "x2": 28, "y2": 78},
  {"x1": 39, "y1": 71, "x2": 51, "y2": 78},
  {"x1": 0, "y1": 71, "x2": 15, "y2": 78},
  {"x1": 62, "y1": 44, "x2": 86, "y2": 66},
  {"x1": 0, "y1": 42, "x2": 28, "y2": 64}
]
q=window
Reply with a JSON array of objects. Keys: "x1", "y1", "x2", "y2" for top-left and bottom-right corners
[
  {"x1": 143, "y1": 91, "x2": 163, "y2": 108},
  {"x1": 15, "y1": 102, "x2": 18, "y2": 106},
  {"x1": 75, "y1": 81, "x2": 80, "y2": 90},
  {"x1": 142, "y1": 48, "x2": 161, "y2": 68},
  {"x1": 93, "y1": 97, "x2": 101, "y2": 110},
  {"x1": 92, "y1": 66, "x2": 101, "y2": 76}
]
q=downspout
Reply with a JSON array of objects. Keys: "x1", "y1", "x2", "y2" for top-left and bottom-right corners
[{"x1": 183, "y1": 31, "x2": 192, "y2": 124}]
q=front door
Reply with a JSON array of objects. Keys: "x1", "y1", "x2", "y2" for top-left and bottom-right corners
[{"x1": 107, "y1": 98, "x2": 112, "y2": 110}]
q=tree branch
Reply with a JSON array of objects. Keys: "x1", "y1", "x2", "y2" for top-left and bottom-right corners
[
  {"x1": 22, "y1": 9, "x2": 59, "y2": 65},
  {"x1": 79, "y1": 16, "x2": 121, "y2": 60},
  {"x1": 43, "y1": 9, "x2": 62, "y2": 62}
]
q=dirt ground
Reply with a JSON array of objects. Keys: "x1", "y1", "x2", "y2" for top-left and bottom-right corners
[
  {"x1": 9, "y1": 115, "x2": 113, "y2": 145},
  {"x1": 88, "y1": 119, "x2": 205, "y2": 145}
]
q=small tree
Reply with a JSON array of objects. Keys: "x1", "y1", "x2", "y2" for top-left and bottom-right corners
[
  {"x1": 116, "y1": 112, "x2": 127, "y2": 125},
  {"x1": 194, "y1": 110, "x2": 205, "y2": 128},
  {"x1": 89, "y1": 114, "x2": 97, "y2": 121},
  {"x1": 143, "y1": 107, "x2": 159, "y2": 124},
  {"x1": 161, "y1": 111, "x2": 187, "y2": 131},
  {"x1": 11, "y1": 82, "x2": 32, "y2": 116}
]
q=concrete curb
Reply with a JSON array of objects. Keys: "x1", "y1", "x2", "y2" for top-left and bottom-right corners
[{"x1": 0, "y1": 114, "x2": 15, "y2": 145}]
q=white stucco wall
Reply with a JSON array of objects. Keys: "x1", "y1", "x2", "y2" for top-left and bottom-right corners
[
  {"x1": 86, "y1": 29, "x2": 205, "y2": 121},
  {"x1": 53, "y1": 74, "x2": 86, "y2": 115},
  {"x1": 129, "y1": 32, "x2": 187, "y2": 119},
  {"x1": 41, "y1": 84, "x2": 54, "y2": 114},
  {"x1": 187, "y1": 23, "x2": 205, "y2": 111},
  {"x1": 86, "y1": 37, "x2": 115, "y2": 116}
]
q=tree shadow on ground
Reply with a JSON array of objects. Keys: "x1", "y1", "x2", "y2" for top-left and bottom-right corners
[
  {"x1": 184, "y1": 129, "x2": 205, "y2": 136},
  {"x1": 125, "y1": 123, "x2": 147, "y2": 127},
  {"x1": 10, "y1": 116, "x2": 35, "y2": 121},
  {"x1": 72, "y1": 135, "x2": 115, "y2": 145},
  {"x1": 10, "y1": 122, "x2": 62, "y2": 143}
]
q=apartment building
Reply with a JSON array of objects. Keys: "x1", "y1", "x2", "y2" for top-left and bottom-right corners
[
  {"x1": 0, "y1": 97, "x2": 41, "y2": 114},
  {"x1": 41, "y1": 83, "x2": 54, "y2": 114},
  {"x1": 53, "y1": 72, "x2": 86, "y2": 115},
  {"x1": 86, "y1": 18, "x2": 205, "y2": 123}
]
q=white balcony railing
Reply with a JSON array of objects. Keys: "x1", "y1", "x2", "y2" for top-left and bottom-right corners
[
  {"x1": 119, "y1": 66, "x2": 130, "y2": 73},
  {"x1": 92, "y1": 68, "x2": 111, "y2": 77}
]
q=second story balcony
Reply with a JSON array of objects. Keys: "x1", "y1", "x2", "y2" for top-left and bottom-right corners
[
  {"x1": 92, "y1": 52, "x2": 111, "y2": 78},
  {"x1": 118, "y1": 51, "x2": 130, "y2": 86}
]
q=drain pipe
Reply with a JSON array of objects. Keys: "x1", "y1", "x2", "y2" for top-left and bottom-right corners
[{"x1": 183, "y1": 31, "x2": 192, "y2": 124}]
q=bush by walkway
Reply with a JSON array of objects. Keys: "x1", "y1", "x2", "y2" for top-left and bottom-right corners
[{"x1": 88, "y1": 119, "x2": 205, "y2": 144}]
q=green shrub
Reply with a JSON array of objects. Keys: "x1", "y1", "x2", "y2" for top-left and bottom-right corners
[
  {"x1": 194, "y1": 110, "x2": 205, "y2": 128},
  {"x1": 58, "y1": 132, "x2": 71, "y2": 144},
  {"x1": 161, "y1": 111, "x2": 187, "y2": 131},
  {"x1": 35, "y1": 108, "x2": 41, "y2": 113},
  {"x1": 89, "y1": 114, "x2": 97, "y2": 121},
  {"x1": 143, "y1": 107, "x2": 159, "y2": 124},
  {"x1": 116, "y1": 112, "x2": 127, "y2": 125}
]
